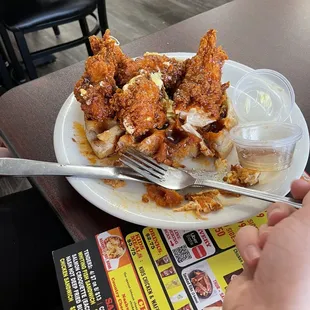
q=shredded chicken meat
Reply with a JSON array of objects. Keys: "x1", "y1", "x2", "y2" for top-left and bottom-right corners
[
  {"x1": 223, "y1": 164, "x2": 261, "y2": 187},
  {"x1": 174, "y1": 189, "x2": 223, "y2": 219}
]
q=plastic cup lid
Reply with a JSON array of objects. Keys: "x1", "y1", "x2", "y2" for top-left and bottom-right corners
[{"x1": 233, "y1": 69, "x2": 295, "y2": 123}]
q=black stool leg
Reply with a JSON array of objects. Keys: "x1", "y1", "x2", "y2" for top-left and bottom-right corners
[
  {"x1": 0, "y1": 24, "x2": 26, "y2": 82},
  {"x1": 52, "y1": 26, "x2": 60, "y2": 36},
  {"x1": 14, "y1": 31, "x2": 38, "y2": 80},
  {"x1": 0, "y1": 53, "x2": 13, "y2": 90},
  {"x1": 79, "y1": 18, "x2": 93, "y2": 56},
  {"x1": 97, "y1": 0, "x2": 109, "y2": 35}
]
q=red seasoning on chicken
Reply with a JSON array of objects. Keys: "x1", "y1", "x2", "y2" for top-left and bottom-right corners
[
  {"x1": 74, "y1": 29, "x2": 236, "y2": 166},
  {"x1": 73, "y1": 29, "x2": 243, "y2": 216}
]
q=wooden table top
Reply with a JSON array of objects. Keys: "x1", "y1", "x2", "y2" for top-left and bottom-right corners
[{"x1": 1, "y1": 0, "x2": 309, "y2": 242}]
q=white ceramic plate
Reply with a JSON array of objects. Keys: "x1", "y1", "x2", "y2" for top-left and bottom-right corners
[{"x1": 53, "y1": 53, "x2": 309, "y2": 229}]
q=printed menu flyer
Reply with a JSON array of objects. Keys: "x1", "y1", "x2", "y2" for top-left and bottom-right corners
[{"x1": 53, "y1": 171, "x2": 310, "y2": 310}]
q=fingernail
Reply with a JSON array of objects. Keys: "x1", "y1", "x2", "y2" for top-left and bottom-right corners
[{"x1": 245, "y1": 245, "x2": 261, "y2": 262}]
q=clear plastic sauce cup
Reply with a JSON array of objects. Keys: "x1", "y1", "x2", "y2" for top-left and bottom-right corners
[
  {"x1": 231, "y1": 69, "x2": 303, "y2": 171},
  {"x1": 233, "y1": 69, "x2": 295, "y2": 123},
  {"x1": 229, "y1": 122, "x2": 302, "y2": 171}
]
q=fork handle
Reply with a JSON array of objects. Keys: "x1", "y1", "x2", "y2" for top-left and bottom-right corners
[{"x1": 194, "y1": 178, "x2": 302, "y2": 209}]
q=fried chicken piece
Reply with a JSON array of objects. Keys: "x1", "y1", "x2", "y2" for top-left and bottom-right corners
[
  {"x1": 75, "y1": 78, "x2": 116, "y2": 121},
  {"x1": 223, "y1": 164, "x2": 261, "y2": 187},
  {"x1": 174, "y1": 189, "x2": 223, "y2": 219},
  {"x1": 116, "y1": 53, "x2": 185, "y2": 91},
  {"x1": 174, "y1": 29, "x2": 229, "y2": 124},
  {"x1": 111, "y1": 75, "x2": 167, "y2": 137},
  {"x1": 74, "y1": 30, "x2": 130, "y2": 121},
  {"x1": 89, "y1": 30, "x2": 128, "y2": 67},
  {"x1": 198, "y1": 97, "x2": 237, "y2": 158},
  {"x1": 144, "y1": 184, "x2": 183, "y2": 207}
]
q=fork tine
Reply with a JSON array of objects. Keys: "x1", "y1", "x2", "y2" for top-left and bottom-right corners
[
  {"x1": 121, "y1": 153, "x2": 163, "y2": 179},
  {"x1": 120, "y1": 157, "x2": 160, "y2": 184},
  {"x1": 128, "y1": 149, "x2": 169, "y2": 172},
  {"x1": 126, "y1": 149, "x2": 166, "y2": 175}
]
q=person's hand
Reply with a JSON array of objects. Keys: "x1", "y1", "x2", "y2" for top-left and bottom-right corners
[{"x1": 223, "y1": 179, "x2": 310, "y2": 310}]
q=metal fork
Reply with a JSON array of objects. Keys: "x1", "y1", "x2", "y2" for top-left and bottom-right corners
[{"x1": 120, "y1": 149, "x2": 302, "y2": 209}]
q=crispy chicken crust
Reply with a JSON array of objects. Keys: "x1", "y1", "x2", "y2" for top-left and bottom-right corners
[
  {"x1": 174, "y1": 29, "x2": 229, "y2": 120},
  {"x1": 73, "y1": 28, "x2": 238, "y2": 218},
  {"x1": 116, "y1": 53, "x2": 185, "y2": 91},
  {"x1": 74, "y1": 29, "x2": 234, "y2": 165},
  {"x1": 111, "y1": 75, "x2": 167, "y2": 137},
  {"x1": 74, "y1": 30, "x2": 130, "y2": 121}
]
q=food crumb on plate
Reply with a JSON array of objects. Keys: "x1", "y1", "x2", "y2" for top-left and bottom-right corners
[
  {"x1": 142, "y1": 194, "x2": 149, "y2": 203},
  {"x1": 223, "y1": 164, "x2": 260, "y2": 187},
  {"x1": 103, "y1": 179, "x2": 126, "y2": 188},
  {"x1": 218, "y1": 189, "x2": 241, "y2": 198},
  {"x1": 143, "y1": 184, "x2": 183, "y2": 207}
]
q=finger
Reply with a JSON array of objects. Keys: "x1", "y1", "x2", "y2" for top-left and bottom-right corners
[
  {"x1": 302, "y1": 188, "x2": 310, "y2": 207},
  {"x1": 291, "y1": 179, "x2": 310, "y2": 200},
  {"x1": 258, "y1": 224, "x2": 273, "y2": 248},
  {"x1": 235, "y1": 225, "x2": 261, "y2": 268},
  {"x1": 267, "y1": 202, "x2": 296, "y2": 226},
  {"x1": 240, "y1": 262, "x2": 256, "y2": 279}
]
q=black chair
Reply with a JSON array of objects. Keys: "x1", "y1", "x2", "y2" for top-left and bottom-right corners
[
  {"x1": 0, "y1": 42, "x2": 13, "y2": 91},
  {"x1": 0, "y1": 0, "x2": 108, "y2": 81}
]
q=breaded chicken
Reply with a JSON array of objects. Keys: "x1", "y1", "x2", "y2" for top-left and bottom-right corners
[
  {"x1": 173, "y1": 29, "x2": 229, "y2": 124},
  {"x1": 74, "y1": 77, "x2": 116, "y2": 121},
  {"x1": 111, "y1": 74, "x2": 167, "y2": 137},
  {"x1": 74, "y1": 30, "x2": 129, "y2": 121},
  {"x1": 116, "y1": 53, "x2": 185, "y2": 92},
  {"x1": 89, "y1": 30, "x2": 128, "y2": 66}
]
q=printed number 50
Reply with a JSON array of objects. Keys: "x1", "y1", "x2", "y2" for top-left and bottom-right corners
[{"x1": 214, "y1": 227, "x2": 225, "y2": 237}]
